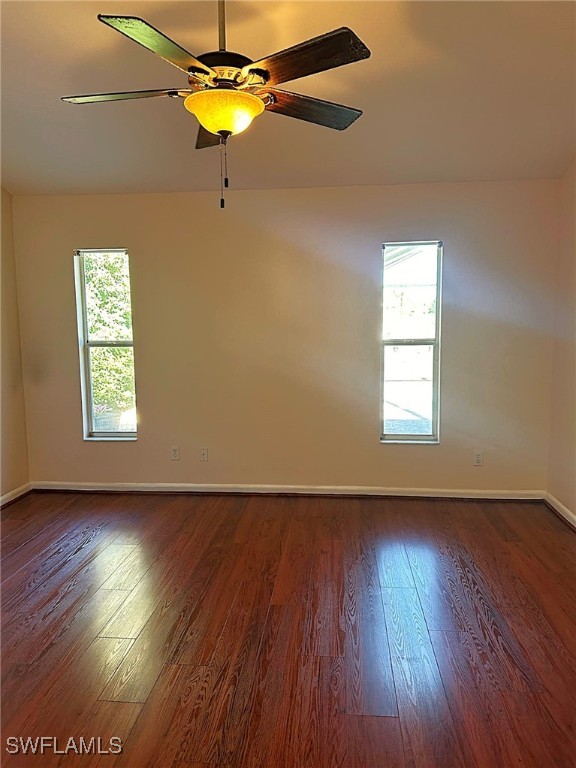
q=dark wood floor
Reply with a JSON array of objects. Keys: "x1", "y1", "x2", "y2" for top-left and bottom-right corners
[{"x1": 1, "y1": 492, "x2": 575, "y2": 767}]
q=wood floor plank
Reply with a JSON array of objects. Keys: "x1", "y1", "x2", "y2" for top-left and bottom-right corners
[
  {"x1": 49, "y1": 700, "x2": 142, "y2": 768},
  {"x1": 99, "y1": 529, "x2": 214, "y2": 640},
  {"x1": 437, "y1": 537, "x2": 540, "y2": 692},
  {"x1": 172, "y1": 543, "x2": 245, "y2": 666},
  {"x1": 5, "y1": 578, "x2": 130, "y2": 667},
  {"x1": 494, "y1": 689, "x2": 575, "y2": 768},
  {"x1": 383, "y1": 587, "x2": 467, "y2": 767},
  {"x1": 270, "y1": 509, "x2": 315, "y2": 606},
  {"x1": 317, "y1": 656, "x2": 348, "y2": 768},
  {"x1": 171, "y1": 763, "x2": 212, "y2": 768},
  {"x1": 403, "y1": 536, "x2": 465, "y2": 631},
  {"x1": 111, "y1": 663, "x2": 193, "y2": 768},
  {"x1": 216, "y1": 493, "x2": 251, "y2": 543},
  {"x1": 98, "y1": 573, "x2": 161, "y2": 640},
  {"x1": 505, "y1": 540, "x2": 576, "y2": 643},
  {"x1": 189, "y1": 579, "x2": 274, "y2": 763},
  {"x1": 1, "y1": 491, "x2": 51, "y2": 520},
  {"x1": 312, "y1": 495, "x2": 346, "y2": 541},
  {"x1": 99, "y1": 542, "x2": 160, "y2": 592},
  {"x1": 342, "y1": 504, "x2": 397, "y2": 717},
  {"x1": 2, "y1": 588, "x2": 129, "y2": 729},
  {"x1": 15, "y1": 637, "x2": 134, "y2": 737},
  {"x1": 279, "y1": 652, "x2": 322, "y2": 768},
  {"x1": 1, "y1": 512, "x2": 102, "y2": 582},
  {"x1": 482, "y1": 503, "x2": 524, "y2": 542},
  {"x1": 161, "y1": 543, "x2": 236, "y2": 664},
  {"x1": 103, "y1": 493, "x2": 177, "y2": 545},
  {"x1": 477, "y1": 551, "x2": 576, "y2": 742},
  {"x1": 1, "y1": 493, "x2": 80, "y2": 557},
  {"x1": 515, "y1": 523, "x2": 576, "y2": 576},
  {"x1": 343, "y1": 715, "x2": 405, "y2": 768},
  {"x1": 233, "y1": 495, "x2": 290, "y2": 587},
  {"x1": 99, "y1": 600, "x2": 184, "y2": 704},
  {"x1": 238, "y1": 605, "x2": 298, "y2": 768},
  {"x1": 180, "y1": 493, "x2": 236, "y2": 536},
  {"x1": 163, "y1": 665, "x2": 224, "y2": 765},
  {"x1": 0, "y1": 518, "x2": 25, "y2": 536},
  {"x1": 432, "y1": 629, "x2": 574, "y2": 768},
  {"x1": 100, "y1": 542, "x2": 229, "y2": 701},
  {"x1": 209, "y1": 575, "x2": 273, "y2": 669},
  {"x1": 430, "y1": 629, "x2": 514, "y2": 767},
  {"x1": 496, "y1": 499, "x2": 575, "y2": 537},
  {"x1": 2, "y1": 543, "x2": 135, "y2": 652},
  {"x1": 371, "y1": 504, "x2": 415, "y2": 589},
  {"x1": 101, "y1": 556, "x2": 227, "y2": 701},
  {"x1": 301, "y1": 538, "x2": 345, "y2": 657},
  {"x1": 402, "y1": 507, "x2": 541, "y2": 695},
  {"x1": 444, "y1": 508, "x2": 575, "y2": 719}
]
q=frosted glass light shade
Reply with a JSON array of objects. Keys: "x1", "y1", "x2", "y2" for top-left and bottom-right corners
[{"x1": 184, "y1": 90, "x2": 265, "y2": 136}]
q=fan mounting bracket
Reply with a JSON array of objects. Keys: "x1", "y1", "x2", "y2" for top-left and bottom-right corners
[{"x1": 188, "y1": 65, "x2": 267, "y2": 90}]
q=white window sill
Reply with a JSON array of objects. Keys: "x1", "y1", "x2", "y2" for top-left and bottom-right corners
[{"x1": 380, "y1": 438, "x2": 439, "y2": 445}]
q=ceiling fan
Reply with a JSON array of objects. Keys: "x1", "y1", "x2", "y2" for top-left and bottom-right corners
[{"x1": 62, "y1": 1, "x2": 371, "y2": 150}]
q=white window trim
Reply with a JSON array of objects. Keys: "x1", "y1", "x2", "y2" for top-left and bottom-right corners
[
  {"x1": 74, "y1": 249, "x2": 137, "y2": 441},
  {"x1": 380, "y1": 240, "x2": 443, "y2": 444}
]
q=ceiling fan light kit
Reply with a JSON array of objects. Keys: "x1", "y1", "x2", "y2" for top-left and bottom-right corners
[
  {"x1": 62, "y1": 1, "x2": 371, "y2": 205},
  {"x1": 183, "y1": 89, "x2": 265, "y2": 137}
]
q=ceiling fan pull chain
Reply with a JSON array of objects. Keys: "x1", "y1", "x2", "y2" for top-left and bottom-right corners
[
  {"x1": 219, "y1": 138, "x2": 225, "y2": 208},
  {"x1": 224, "y1": 141, "x2": 229, "y2": 189}
]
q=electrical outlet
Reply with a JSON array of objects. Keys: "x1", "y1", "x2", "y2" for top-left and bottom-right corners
[
  {"x1": 473, "y1": 449, "x2": 483, "y2": 466},
  {"x1": 170, "y1": 446, "x2": 180, "y2": 461},
  {"x1": 200, "y1": 447, "x2": 208, "y2": 462}
]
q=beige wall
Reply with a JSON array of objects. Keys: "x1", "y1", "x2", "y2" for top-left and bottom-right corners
[
  {"x1": 12, "y1": 180, "x2": 559, "y2": 492},
  {"x1": 548, "y1": 159, "x2": 576, "y2": 513},
  {"x1": 1, "y1": 187, "x2": 29, "y2": 496}
]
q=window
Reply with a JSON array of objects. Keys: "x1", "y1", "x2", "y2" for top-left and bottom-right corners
[
  {"x1": 74, "y1": 249, "x2": 137, "y2": 439},
  {"x1": 381, "y1": 240, "x2": 442, "y2": 443}
]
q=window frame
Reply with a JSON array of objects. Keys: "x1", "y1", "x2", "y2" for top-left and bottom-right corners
[
  {"x1": 380, "y1": 240, "x2": 443, "y2": 444},
  {"x1": 74, "y1": 248, "x2": 137, "y2": 441}
]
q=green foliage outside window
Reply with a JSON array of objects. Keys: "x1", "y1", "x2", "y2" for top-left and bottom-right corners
[{"x1": 84, "y1": 253, "x2": 136, "y2": 416}]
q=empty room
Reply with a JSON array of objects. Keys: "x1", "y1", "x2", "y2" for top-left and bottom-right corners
[{"x1": 1, "y1": 1, "x2": 575, "y2": 766}]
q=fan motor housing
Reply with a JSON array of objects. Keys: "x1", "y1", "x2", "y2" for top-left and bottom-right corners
[
  {"x1": 197, "y1": 50, "x2": 253, "y2": 70},
  {"x1": 190, "y1": 51, "x2": 268, "y2": 89}
]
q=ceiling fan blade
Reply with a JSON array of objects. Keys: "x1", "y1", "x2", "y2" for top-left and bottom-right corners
[
  {"x1": 196, "y1": 125, "x2": 220, "y2": 149},
  {"x1": 62, "y1": 89, "x2": 190, "y2": 104},
  {"x1": 243, "y1": 27, "x2": 370, "y2": 87},
  {"x1": 98, "y1": 15, "x2": 217, "y2": 79},
  {"x1": 260, "y1": 88, "x2": 362, "y2": 130}
]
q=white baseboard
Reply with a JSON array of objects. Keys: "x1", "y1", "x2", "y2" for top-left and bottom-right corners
[
  {"x1": 0, "y1": 482, "x2": 33, "y2": 507},
  {"x1": 544, "y1": 493, "x2": 576, "y2": 530},
  {"x1": 29, "y1": 480, "x2": 546, "y2": 501}
]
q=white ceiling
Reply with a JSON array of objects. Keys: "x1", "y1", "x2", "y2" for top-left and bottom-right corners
[{"x1": 1, "y1": 1, "x2": 574, "y2": 195}]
